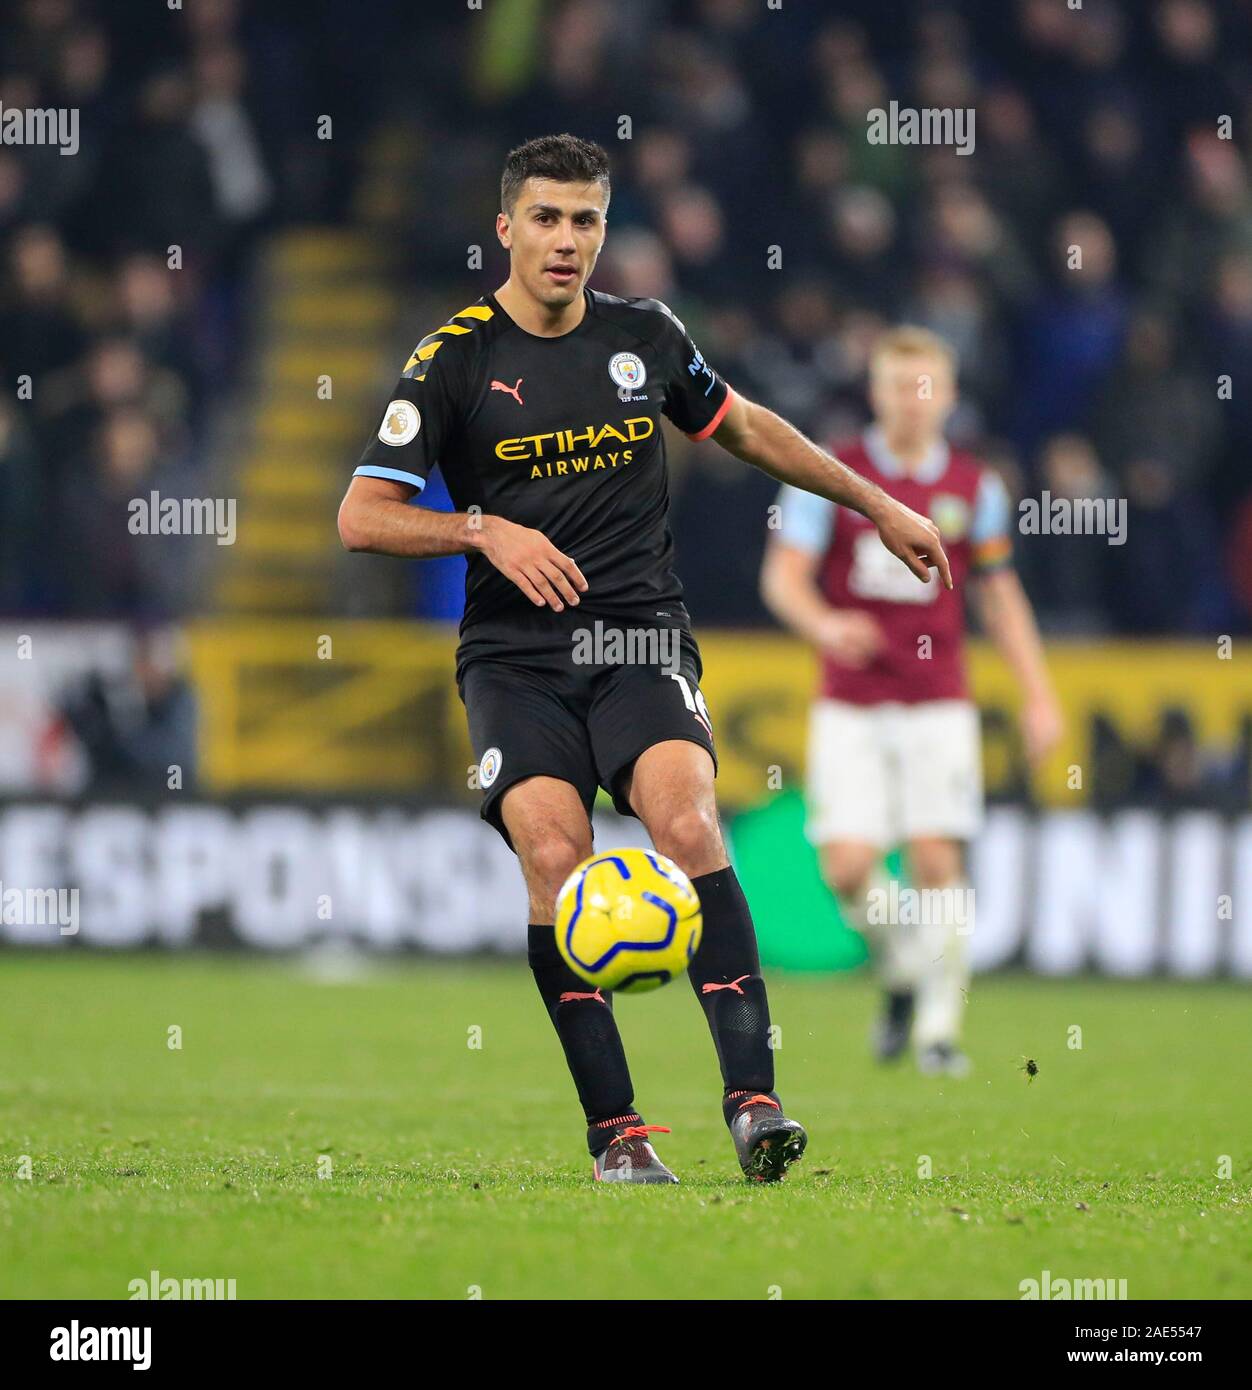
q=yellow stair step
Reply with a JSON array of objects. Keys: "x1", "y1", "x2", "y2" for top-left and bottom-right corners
[
  {"x1": 265, "y1": 231, "x2": 386, "y2": 277},
  {"x1": 232, "y1": 518, "x2": 334, "y2": 556},
  {"x1": 216, "y1": 575, "x2": 327, "y2": 609},
  {"x1": 242, "y1": 467, "x2": 345, "y2": 499}
]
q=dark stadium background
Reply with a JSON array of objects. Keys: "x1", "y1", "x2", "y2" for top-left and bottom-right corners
[{"x1": 0, "y1": 0, "x2": 1250, "y2": 972}]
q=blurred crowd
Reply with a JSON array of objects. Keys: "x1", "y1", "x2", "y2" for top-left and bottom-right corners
[
  {"x1": 3, "y1": 0, "x2": 1252, "y2": 637},
  {"x1": 0, "y1": 0, "x2": 337, "y2": 614},
  {"x1": 401, "y1": 0, "x2": 1252, "y2": 635}
]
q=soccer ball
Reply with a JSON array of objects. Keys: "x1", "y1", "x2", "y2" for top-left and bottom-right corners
[{"x1": 554, "y1": 848, "x2": 703, "y2": 994}]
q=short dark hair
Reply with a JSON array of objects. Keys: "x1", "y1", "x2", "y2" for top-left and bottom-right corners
[{"x1": 501, "y1": 133, "x2": 611, "y2": 216}]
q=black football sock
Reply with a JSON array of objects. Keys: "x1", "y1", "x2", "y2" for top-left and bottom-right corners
[
  {"x1": 886, "y1": 990, "x2": 915, "y2": 1026},
  {"x1": 527, "y1": 924, "x2": 642, "y2": 1154},
  {"x1": 686, "y1": 868, "x2": 779, "y2": 1125}
]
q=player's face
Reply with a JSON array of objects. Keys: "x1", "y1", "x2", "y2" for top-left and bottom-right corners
[
  {"x1": 497, "y1": 178, "x2": 607, "y2": 309},
  {"x1": 869, "y1": 352, "x2": 956, "y2": 441}
]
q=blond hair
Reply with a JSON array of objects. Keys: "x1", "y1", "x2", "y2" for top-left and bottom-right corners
[{"x1": 870, "y1": 325, "x2": 958, "y2": 375}]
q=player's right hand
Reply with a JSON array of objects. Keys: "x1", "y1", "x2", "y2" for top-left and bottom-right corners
[
  {"x1": 478, "y1": 515, "x2": 588, "y2": 612},
  {"x1": 817, "y1": 609, "x2": 884, "y2": 667},
  {"x1": 873, "y1": 496, "x2": 953, "y2": 589},
  {"x1": 1021, "y1": 691, "x2": 1064, "y2": 767}
]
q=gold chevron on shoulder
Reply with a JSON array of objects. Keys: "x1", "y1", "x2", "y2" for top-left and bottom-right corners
[{"x1": 401, "y1": 302, "x2": 493, "y2": 378}]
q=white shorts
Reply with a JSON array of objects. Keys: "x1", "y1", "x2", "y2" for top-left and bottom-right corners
[{"x1": 806, "y1": 698, "x2": 983, "y2": 848}]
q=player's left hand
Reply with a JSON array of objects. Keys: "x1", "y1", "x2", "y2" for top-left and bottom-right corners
[
  {"x1": 1021, "y1": 692, "x2": 1064, "y2": 767},
  {"x1": 872, "y1": 497, "x2": 953, "y2": 589}
]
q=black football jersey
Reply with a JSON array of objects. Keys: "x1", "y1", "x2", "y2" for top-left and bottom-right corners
[{"x1": 352, "y1": 288, "x2": 732, "y2": 637}]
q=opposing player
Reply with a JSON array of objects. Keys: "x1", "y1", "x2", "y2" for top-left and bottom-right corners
[
  {"x1": 338, "y1": 136, "x2": 951, "y2": 1181},
  {"x1": 761, "y1": 327, "x2": 1061, "y2": 1075}
]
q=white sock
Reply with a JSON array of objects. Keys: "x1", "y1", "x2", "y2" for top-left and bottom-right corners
[
  {"x1": 912, "y1": 880, "x2": 972, "y2": 1050},
  {"x1": 849, "y1": 867, "x2": 926, "y2": 995}
]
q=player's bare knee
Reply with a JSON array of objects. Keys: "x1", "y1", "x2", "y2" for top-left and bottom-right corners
[
  {"x1": 521, "y1": 830, "x2": 591, "y2": 907},
  {"x1": 650, "y1": 803, "x2": 723, "y2": 875},
  {"x1": 827, "y1": 869, "x2": 870, "y2": 905},
  {"x1": 820, "y1": 846, "x2": 873, "y2": 903},
  {"x1": 909, "y1": 839, "x2": 963, "y2": 889}
]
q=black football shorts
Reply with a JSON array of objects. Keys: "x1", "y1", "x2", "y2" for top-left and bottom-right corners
[{"x1": 457, "y1": 607, "x2": 718, "y2": 851}]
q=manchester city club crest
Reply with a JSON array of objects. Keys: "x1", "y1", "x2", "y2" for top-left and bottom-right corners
[
  {"x1": 608, "y1": 351, "x2": 647, "y2": 394},
  {"x1": 478, "y1": 746, "x2": 502, "y2": 788}
]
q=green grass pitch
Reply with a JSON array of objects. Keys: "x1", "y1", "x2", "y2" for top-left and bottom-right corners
[{"x1": 1, "y1": 952, "x2": 1248, "y2": 1300}]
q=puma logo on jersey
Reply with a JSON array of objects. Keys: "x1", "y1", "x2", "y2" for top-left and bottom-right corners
[{"x1": 491, "y1": 378, "x2": 524, "y2": 406}]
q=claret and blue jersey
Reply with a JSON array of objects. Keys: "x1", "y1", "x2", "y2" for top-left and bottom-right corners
[{"x1": 774, "y1": 426, "x2": 1014, "y2": 705}]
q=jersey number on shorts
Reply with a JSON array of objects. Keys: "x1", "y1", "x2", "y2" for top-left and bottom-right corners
[{"x1": 669, "y1": 672, "x2": 713, "y2": 736}]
